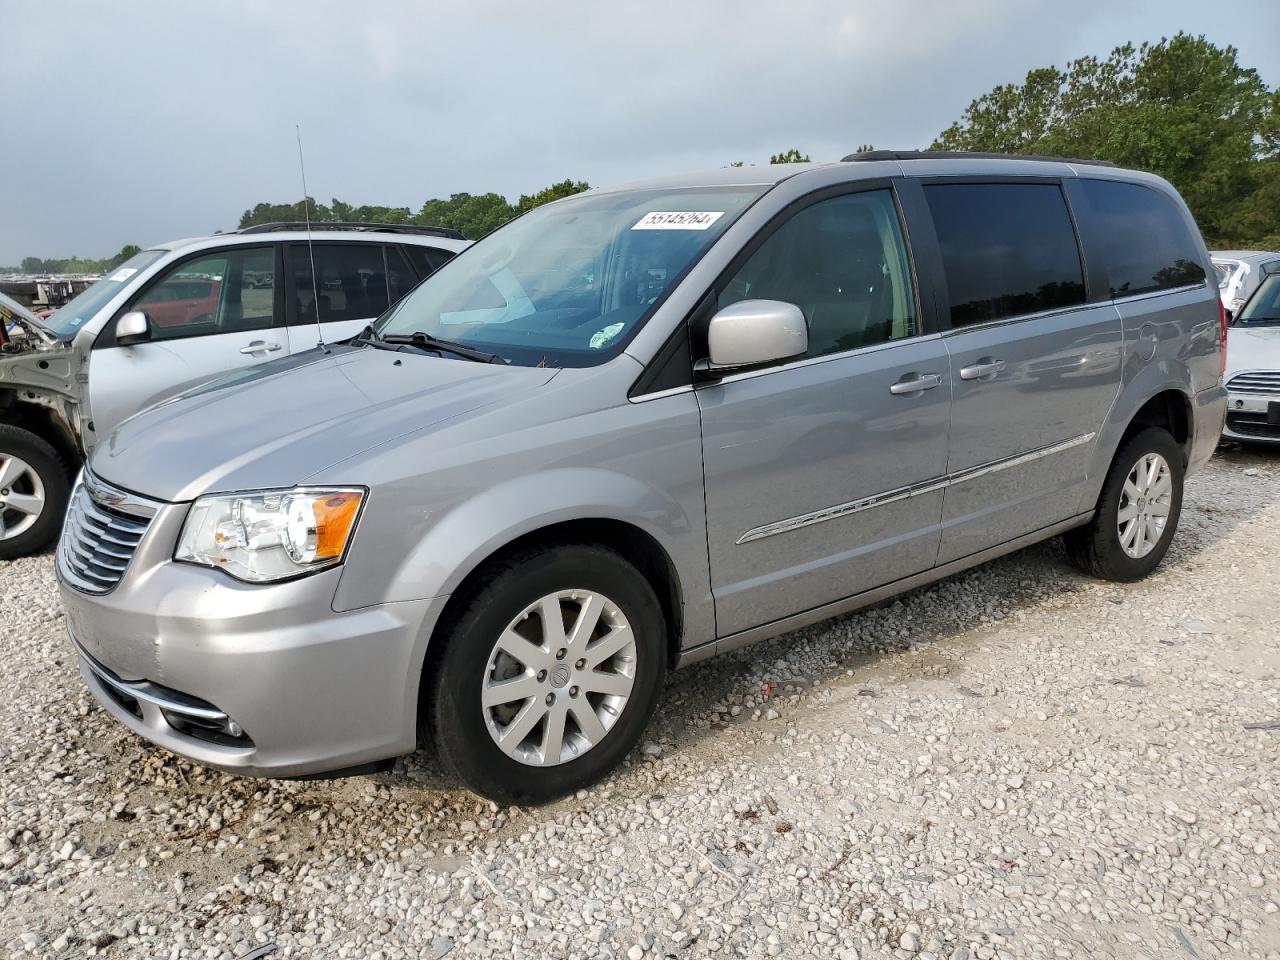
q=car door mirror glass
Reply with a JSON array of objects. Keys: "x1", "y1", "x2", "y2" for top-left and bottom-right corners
[
  {"x1": 706, "y1": 299, "x2": 807, "y2": 371},
  {"x1": 116, "y1": 310, "x2": 151, "y2": 346}
]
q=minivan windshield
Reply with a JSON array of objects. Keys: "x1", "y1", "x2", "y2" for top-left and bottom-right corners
[
  {"x1": 38, "y1": 250, "x2": 166, "y2": 339},
  {"x1": 1235, "y1": 274, "x2": 1280, "y2": 326},
  {"x1": 375, "y1": 186, "x2": 766, "y2": 366}
]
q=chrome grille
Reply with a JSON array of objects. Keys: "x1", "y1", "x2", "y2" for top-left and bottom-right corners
[
  {"x1": 58, "y1": 475, "x2": 156, "y2": 594},
  {"x1": 1227, "y1": 370, "x2": 1280, "y2": 396}
]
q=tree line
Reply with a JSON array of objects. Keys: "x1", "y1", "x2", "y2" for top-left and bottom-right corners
[
  {"x1": 2, "y1": 244, "x2": 142, "y2": 276},
  {"x1": 10, "y1": 34, "x2": 1278, "y2": 273}
]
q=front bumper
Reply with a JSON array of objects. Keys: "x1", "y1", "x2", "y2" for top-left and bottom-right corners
[
  {"x1": 1222, "y1": 386, "x2": 1280, "y2": 444},
  {"x1": 57, "y1": 494, "x2": 447, "y2": 777}
]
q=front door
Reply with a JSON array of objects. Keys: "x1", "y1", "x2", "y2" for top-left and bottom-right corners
[
  {"x1": 698, "y1": 186, "x2": 952, "y2": 637},
  {"x1": 89, "y1": 245, "x2": 287, "y2": 438},
  {"x1": 920, "y1": 181, "x2": 1123, "y2": 563}
]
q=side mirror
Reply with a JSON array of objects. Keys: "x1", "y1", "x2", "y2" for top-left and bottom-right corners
[
  {"x1": 704, "y1": 299, "x2": 807, "y2": 372},
  {"x1": 116, "y1": 310, "x2": 151, "y2": 346}
]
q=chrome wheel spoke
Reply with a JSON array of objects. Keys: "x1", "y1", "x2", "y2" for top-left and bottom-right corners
[
  {"x1": 566, "y1": 593, "x2": 606, "y2": 655},
  {"x1": 579, "y1": 669, "x2": 632, "y2": 698},
  {"x1": 482, "y1": 588, "x2": 638, "y2": 767},
  {"x1": 1122, "y1": 478, "x2": 1141, "y2": 502},
  {"x1": 539, "y1": 701, "x2": 568, "y2": 765},
  {"x1": 1116, "y1": 502, "x2": 1139, "y2": 524},
  {"x1": 497, "y1": 698, "x2": 546, "y2": 751},
  {"x1": 1149, "y1": 473, "x2": 1172, "y2": 499},
  {"x1": 4, "y1": 491, "x2": 42, "y2": 516},
  {"x1": 1144, "y1": 456, "x2": 1161, "y2": 490},
  {"x1": 482, "y1": 672, "x2": 541, "y2": 708},
  {"x1": 568, "y1": 698, "x2": 607, "y2": 746},
  {"x1": 0, "y1": 456, "x2": 25, "y2": 491},
  {"x1": 495, "y1": 628, "x2": 548, "y2": 671},
  {"x1": 1120, "y1": 519, "x2": 1140, "y2": 551},
  {"x1": 0, "y1": 455, "x2": 43, "y2": 541},
  {"x1": 584, "y1": 624, "x2": 634, "y2": 669},
  {"x1": 539, "y1": 596, "x2": 567, "y2": 649},
  {"x1": 1147, "y1": 500, "x2": 1170, "y2": 519}
]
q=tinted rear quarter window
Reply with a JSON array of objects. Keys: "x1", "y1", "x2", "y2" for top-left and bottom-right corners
[
  {"x1": 404, "y1": 245, "x2": 455, "y2": 278},
  {"x1": 925, "y1": 183, "x2": 1086, "y2": 327},
  {"x1": 1076, "y1": 179, "x2": 1206, "y2": 297}
]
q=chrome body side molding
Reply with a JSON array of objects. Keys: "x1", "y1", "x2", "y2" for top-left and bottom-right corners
[{"x1": 737, "y1": 432, "x2": 1096, "y2": 545}]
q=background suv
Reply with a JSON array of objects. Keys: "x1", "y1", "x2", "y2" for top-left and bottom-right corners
[{"x1": 0, "y1": 223, "x2": 467, "y2": 559}]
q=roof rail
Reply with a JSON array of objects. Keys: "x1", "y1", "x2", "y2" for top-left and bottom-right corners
[
  {"x1": 841, "y1": 149, "x2": 1117, "y2": 167},
  {"x1": 237, "y1": 221, "x2": 466, "y2": 241}
]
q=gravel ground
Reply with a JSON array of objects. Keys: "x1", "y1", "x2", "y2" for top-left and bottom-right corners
[{"x1": 2, "y1": 447, "x2": 1279, "y2": 960}]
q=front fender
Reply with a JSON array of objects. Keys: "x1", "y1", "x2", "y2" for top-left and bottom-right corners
[{"x1": 332, "y1": 466, "x2": 715, "y2": 646}]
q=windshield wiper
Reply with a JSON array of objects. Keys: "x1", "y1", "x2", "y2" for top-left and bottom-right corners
[{"x1": 380, "y1": 331, "x2": 504, "y2": 364}]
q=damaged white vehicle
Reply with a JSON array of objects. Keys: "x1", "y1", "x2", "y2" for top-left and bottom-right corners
[
  {"x1": 0, "y1": 290, "x2": 81, "y2": 558},
  {"x1": 0, "y1": 227, "x2": 468, "y2": 558}
]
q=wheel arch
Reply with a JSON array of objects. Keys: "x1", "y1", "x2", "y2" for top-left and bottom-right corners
[
  {"x1": 427, "y1": 516, "x2": 685, "y2": 672},
  {"x1": 0, "y1": 388, "x2": 81, "y2": 474},
  {"x1": 1081, "y1": 377, "x2": 1193, "y2": 514}
]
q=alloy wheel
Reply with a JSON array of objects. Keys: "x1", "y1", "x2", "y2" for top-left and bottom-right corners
[
  {"x1": 481, "y1": 590, "x2": 637, "y2": 767},
  {"x1": 0, "y1": 454, "x2": 46, "y2": 541},
  {"x1": 1117, "y1": 452, "x2": 1172, "y2": 559}
]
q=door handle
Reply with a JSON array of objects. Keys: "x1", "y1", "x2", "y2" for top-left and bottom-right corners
[
  {"x1": 959, "y1": 358, "x2": 1005, "y2": 381},
  {"x1": 240, "y1": 341, "x2": 282, "y2": 355},
  {"x1": 889, "y1": 372, "x2": 943, "y2": 395}
]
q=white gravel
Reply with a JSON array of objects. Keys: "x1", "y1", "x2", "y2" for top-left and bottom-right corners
[{"x1": 2, "y1": 446, "x2": 1279, "y2": 960}]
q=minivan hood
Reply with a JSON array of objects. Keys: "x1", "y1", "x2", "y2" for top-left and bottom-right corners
[
  {"x1": 91, "y1": 344, "x2": 558, "y2": 502},
  {"x1": 1226, "y1": 324, "x2": 1280, "y2": 378}
]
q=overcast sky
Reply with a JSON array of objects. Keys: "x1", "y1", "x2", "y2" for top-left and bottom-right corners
[{"x1": 3, "y1": 0, "x2": 1278, "y2": 264}]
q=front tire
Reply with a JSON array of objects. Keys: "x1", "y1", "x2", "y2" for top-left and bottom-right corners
[
  {"x1": 0, "y1": 425, "x2": 70, "y2": 561},
  {"x1": 1064, "y1": 426, "x2": 1184, "y2": 582},
  {"x1": 427, "y1": 544, "x2": 666, "y2": 804}
]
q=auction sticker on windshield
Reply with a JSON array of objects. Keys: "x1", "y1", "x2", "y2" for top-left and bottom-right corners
[{"x1": 632, "y1": 211, "x2": 725, "y2": 230}]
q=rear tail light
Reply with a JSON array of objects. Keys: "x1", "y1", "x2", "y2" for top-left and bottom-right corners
[{"x1": 1219, "y1": 299, "x2": 1228, "y2": 380}]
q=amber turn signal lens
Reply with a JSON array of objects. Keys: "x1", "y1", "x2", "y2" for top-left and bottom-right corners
[{"x1": 313, "y1": 491, "x2": 363, "y2": 559}]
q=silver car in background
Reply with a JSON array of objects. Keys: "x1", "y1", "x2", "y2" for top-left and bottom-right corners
[
  {"x1": 1223, "y1": 273, "x2": 1280, "y2": 444},
  {"x1": 57, "y1": 152, "x2": 1226, "y2": 803},
  {"x1": 1212, "y1": 250, "x2": 1280, "y2": 319}
]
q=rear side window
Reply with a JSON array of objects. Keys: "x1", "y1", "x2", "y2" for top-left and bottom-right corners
[
  {"x1": 385, "y1": 246, "x2": 418, "y2": 303},
  {"x1": 925, "y1": 183, "x2": 1086, "y2": 327},
  {"x1": 1076, "y1": 179, "x2": 1206, "y2": 297},
  {"x1": 289, "y1": 243, "x2": 390, "y2": 325},
  {"x1": 404, "y1": 245, "x2": 456, "y2": 278}
]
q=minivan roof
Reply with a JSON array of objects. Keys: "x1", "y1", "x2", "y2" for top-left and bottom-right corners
[{"x1": 587, "y1": 152, "x2": 1167, "y2": 197}]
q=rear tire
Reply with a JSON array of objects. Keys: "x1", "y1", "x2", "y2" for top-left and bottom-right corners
[
  {"x1": 426, "y1": 544, "x2": 666, "y2": 804},
  {"x1": 0, "y1": 425, "x2": 70, "y2": 561},
  {"x1": 1064, "y1": 426, "x2": 1184, "y2": 582}
]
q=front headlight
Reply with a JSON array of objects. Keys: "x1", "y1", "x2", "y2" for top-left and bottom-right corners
[{"x1": 175, "y1": 488, "x2": 364, "y2": 583}]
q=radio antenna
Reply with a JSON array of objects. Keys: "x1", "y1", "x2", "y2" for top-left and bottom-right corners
[{"x1": 295, "y1": 123, "x2": 327, "y2": 353}]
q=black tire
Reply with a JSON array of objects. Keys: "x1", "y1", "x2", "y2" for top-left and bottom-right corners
[
  {"x1": 1064, "y1": 426, "x2": 1184, "y2": 582},
  {"x1": 426, "y1": 543, "x2": 666, "y2": 804},
  {"x1": 0, "y1": 424, "x2": 71, "y2": 561}
]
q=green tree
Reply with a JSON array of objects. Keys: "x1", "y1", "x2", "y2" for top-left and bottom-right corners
[
  {"x1": 770, "y1": 148, "x2": 811, "y2": 164},
  {"x1": 20, "y1": 257, "x2": 43, "y2": 273},
  {"x1": 415, "y1": 192, "x2": 517, "y2": 239},
  {"x1": 516, "y1": 179, "x2": 590, "y2": 214},
  {"x1": 108, "y1": 244, "x2": 141, "y2": 268},
  {"x1": 932, "y1": 34, "x2": 1280, "y2": 246},
  {"x1": 238, "y1": 198, "x2": 333, "y2": 229}
]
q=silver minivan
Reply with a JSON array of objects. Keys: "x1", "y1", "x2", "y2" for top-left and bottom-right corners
[{"x1": 58, "y1": 152, "x2": 1227, "y2": 803}]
